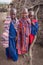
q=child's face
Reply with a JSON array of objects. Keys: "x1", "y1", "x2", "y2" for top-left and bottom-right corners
[
  {"x1": 10, "y1": 11, "x2": 16, "y2": 20},
  {"x1": 22, "y1": 12, "x2": 28, "y2": 18},
  {"x1": 30, "y1": 15, "x2": 34, "y2": 20}
]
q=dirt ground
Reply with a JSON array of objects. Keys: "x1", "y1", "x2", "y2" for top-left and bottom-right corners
[
  {"x1": 32, "y1": 43, "x2": 43, "y2": 65},
  {"x1": 0, "y1": 40, "x2": 43, "y2": 65}
]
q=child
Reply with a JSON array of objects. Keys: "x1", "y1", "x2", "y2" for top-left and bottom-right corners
[
  {"x1": 2, "y1": 8, "x2": 18, "y2": 61},
  {"x1": 9, "y1": 8, "x2": 18, "y2": 61},
  {"x1": 17, "y1": 8, "x2": 31, "y2": 55},
  {"x1": 29, "y1": 11, "x2": 38, "y2": 46}
]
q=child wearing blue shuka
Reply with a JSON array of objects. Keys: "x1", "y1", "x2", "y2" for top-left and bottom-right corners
[
  {"x1": 1, "y1": 8, "x2": 18, "y2": 61},
  {"x1": 9, "y1": 20, "x2": 18, "y2": 61},
  {"x1": 9, "y1": 8, "x2": 19, "y2": 61}
]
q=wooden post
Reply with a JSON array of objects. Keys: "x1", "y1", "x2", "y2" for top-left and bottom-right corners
[{"x1": 35, "y1": 5, "x2": 40, "y2": 20}]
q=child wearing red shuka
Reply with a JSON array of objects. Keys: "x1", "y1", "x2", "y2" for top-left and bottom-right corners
[
  {"x1": 29, "y1": 11, "x2": 38, "y2": 46},
  {"x1": 17, "y1": 8, "x2": 31, "y2": 55}
]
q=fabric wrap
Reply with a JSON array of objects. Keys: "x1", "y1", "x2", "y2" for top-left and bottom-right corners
[{"x1": 9, "y1": 22, "x2": 18, "y2": 61}]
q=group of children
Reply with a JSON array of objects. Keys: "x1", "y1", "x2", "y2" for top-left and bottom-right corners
[{"x1": 2, "y1": 7, "x2": 38, "y2": 61}]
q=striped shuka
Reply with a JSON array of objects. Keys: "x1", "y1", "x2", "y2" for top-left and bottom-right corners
[{"x1": 1, "y1": 16, "x2": 11, "y2": 48}]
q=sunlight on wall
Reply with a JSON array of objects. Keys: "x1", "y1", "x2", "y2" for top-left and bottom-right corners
[{"x1": 0, "y1": 0, "x2": 12, "y2": 4}]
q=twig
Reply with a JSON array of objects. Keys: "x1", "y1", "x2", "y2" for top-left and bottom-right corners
[{"x1": 35, "y1": 6, "x2": 40, "y2": 20}]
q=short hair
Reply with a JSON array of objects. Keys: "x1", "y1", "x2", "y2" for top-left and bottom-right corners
[
  {"x1": 10, "y1": 8, "x2": 17, "y2": 14},
  {"x1": 30, "y1": 11, "x2": 34, "y2": 15},
  {"x1": 21, "y1": 8, "x2": 28, "y2": 15}
]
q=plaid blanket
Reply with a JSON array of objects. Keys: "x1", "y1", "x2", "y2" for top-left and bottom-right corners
[{"x1": 17, "y1": 18, "x2": 31, "y2": 54}]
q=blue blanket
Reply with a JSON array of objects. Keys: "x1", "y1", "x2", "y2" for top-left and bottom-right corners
[
  {"x1": 31, "y1": 22, "x2": 38, "y2": 35},
  {"x1": 9, "y1": 21, "x2": 18, "y2": 61}
]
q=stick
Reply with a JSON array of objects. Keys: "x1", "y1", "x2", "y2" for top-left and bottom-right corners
[{"x1": 29, "y1": 35, "x2": 37, "y2": 65}]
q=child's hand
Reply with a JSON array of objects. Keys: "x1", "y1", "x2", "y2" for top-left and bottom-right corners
[{"x1": 31, "y1": 22, "x2": 35, "y2": 25}]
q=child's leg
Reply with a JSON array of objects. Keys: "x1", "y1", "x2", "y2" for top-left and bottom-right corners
[{"x1": 6, "y1": 48, "x2": 10, "y2": 59}]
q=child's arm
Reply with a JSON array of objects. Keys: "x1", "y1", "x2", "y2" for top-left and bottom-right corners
[{"x1": 31, "y1": 22, "x2": 35, "y2": 25}]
